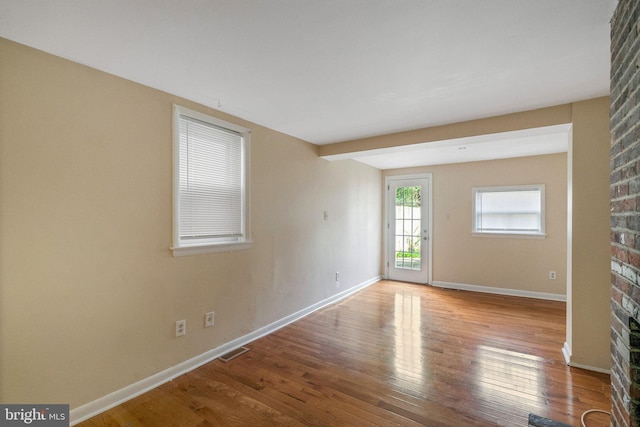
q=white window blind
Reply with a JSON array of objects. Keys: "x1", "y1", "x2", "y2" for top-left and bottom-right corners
[
  {"x1": 473, "y1": 185, "x2": 545, "y2": 236},
  {"x1": 179, "y1": 115, "x2": 242, "y2": 240},
  {"x1": 172, "y1": 105, "x2": 251, "y2": 255}
]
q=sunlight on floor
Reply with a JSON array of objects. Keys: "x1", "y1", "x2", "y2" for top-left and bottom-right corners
[
  {"x1": 474, "y1": 345, "x2": 547, "y2": 411},
  {"x1": 393, "y1": 292, "x2": 425, "y2": 388}
]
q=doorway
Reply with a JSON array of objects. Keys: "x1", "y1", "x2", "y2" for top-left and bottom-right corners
[{"x1": 385, "y1": 174, "x2": 432, "y2": 284}]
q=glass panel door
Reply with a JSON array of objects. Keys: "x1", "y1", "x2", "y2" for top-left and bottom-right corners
[{"x1": 387, "y1": 177, "x2": 430, "y2": 284}]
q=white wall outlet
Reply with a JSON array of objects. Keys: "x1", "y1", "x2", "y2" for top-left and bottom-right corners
[
  {"x1": 204, "y1": 311, "x2": 215, "y2": 328},
  {"x1": 175, "y1": 319, "x2": 186, "y2": 337},
  {"x1": 549, "y1": 271, "x2": 557, "y2": 280},
  {"x1": 335, "y1": 271, "x2": 340, "y2": 282}
]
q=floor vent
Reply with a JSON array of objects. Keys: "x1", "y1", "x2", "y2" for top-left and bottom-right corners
[
  {"x1": 219, "y1": 346, "x2": 249, "y2": 362},
  {"x1": 528, "y1": 414, "x2": 572, "y2": 427}
]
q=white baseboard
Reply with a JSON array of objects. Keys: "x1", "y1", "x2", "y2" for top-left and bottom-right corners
[
  {"x1": 562, "y1": 341, "x2": 610, "y2": 374},
  {"x1": 431, "y1": 280, "x2": 567, "y2": 302},
  {"x1": 562, "y1": 341, "x2": 572, "y2": 364},
  {"x1": 70, "y1": 276, "x2": 381, "y2": 425}
]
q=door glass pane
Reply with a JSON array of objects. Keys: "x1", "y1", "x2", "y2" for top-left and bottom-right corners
[{"x1": 394, "y1": 186, "x2": 421, "y2": 271}]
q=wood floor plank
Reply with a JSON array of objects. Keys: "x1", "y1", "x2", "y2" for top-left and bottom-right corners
[{"x1": 77, "y1": 281, "x2": 611, "y2": 426}]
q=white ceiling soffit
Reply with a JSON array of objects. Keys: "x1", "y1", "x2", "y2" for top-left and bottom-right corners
[
  {"x1": 321, "y1": 124, "x2": 572, "y2": 170},
  {"x1": 0, "y1": 1, "x2": 616, "y2": 146}
]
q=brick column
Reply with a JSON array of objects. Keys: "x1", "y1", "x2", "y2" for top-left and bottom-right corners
[{"x1": 610, "y1": 1, "x2": 640, "y2": 426}]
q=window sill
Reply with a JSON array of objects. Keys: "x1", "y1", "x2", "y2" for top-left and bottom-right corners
[
  {"x1": 472, "y1": 232, "x2": 546, "y2": 240},
  {"x1": 171, "y1": 240, "x2": 253, "y2": 257}
]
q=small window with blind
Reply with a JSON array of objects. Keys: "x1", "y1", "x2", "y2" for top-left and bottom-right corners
[
  {"x1": 172, "y1": 105, "x2": 251, "y2": 256},
  {"x1": 472, "y1": 185, "x2": 545, "y2": 238}
]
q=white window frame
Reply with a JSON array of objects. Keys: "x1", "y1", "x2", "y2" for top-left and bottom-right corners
[
  {"x1": 171, "y1": 105, "x2": 252, "y2": 256},
  {"x1": 472, "y1": 184, "x2": 546, "y2": 238}
]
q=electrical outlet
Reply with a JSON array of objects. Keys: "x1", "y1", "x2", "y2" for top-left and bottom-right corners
[
  {"x1": 335, "y1": 271, "x2": 340, "y2": 282},
  {"x1": 204, "y1": 311, "x2": 215, "y2": 328},
  {"x1": 176, "y1": 319, "x2": 186, "y2": 337},
  {"x1": 549, "y1": 271, "x2": 557, "y2": 280}
]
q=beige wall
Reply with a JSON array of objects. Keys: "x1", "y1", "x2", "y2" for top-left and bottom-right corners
[
  {"x1": 0, "y1": 38, "x2": 382, "y2": 407},
  {"x1": 384, "y1": 153, "x2": 568, "y2": 295},
  {"x1": 568, "y1": 97, "x2": 611, "y2": 370}
]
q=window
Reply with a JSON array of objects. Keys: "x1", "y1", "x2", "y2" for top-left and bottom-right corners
[
  {"x1": 472, "y1": 185, "x2": 545, "y2": 237},
  {"x1": 172, "y1": 105, "x2": 251, "y2": 256}
]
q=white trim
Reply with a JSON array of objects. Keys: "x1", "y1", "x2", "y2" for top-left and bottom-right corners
[
  {"x1": 431, "y1": 280, "x2": 566, "y2": 302},
  {"x1": 565, "y1": 125, "x2": 573, "y2": 378},
  {"x1": 471, "y1": 232, "x2": 546, "y2": 240},
  {"x1": 171, "y1": 240, "x2": 253, "y2": 256},
  {"x1": 69, "y1": 276, "x2": 381, "y2": 425},
  {"x1": 562, "y1": 341, "x2": 572, "y2": 364}
]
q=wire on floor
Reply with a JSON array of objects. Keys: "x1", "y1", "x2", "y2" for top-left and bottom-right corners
[{"x1": 580, "y1": 408, "x2": 610, "y2": 427}]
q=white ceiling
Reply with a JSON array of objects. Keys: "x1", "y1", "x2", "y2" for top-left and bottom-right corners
[{"x1": 0, "y1": 1, "x2": 615, "y2": 168}]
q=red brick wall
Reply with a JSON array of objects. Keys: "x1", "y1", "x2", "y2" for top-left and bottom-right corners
[{"x1": 611, "y1": 1, "x2": 640, "y2": 426}]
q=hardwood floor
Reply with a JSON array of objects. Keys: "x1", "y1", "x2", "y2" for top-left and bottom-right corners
[{"x1": 78, "y1": 281, "x2": 611, "y2": 426}]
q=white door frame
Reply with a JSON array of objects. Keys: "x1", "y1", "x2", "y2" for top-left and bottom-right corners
[{"x1": 384, "y1": 173, "x2": 433, "y2": 284}]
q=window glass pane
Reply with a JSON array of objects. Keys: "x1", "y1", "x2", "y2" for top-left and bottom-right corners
[
  {"x1": 403, "y1": 219, "x2": 414, "y2": 236},
  {"x1": 474, "y1": 186, "x2": 543, "y2": 235}
]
